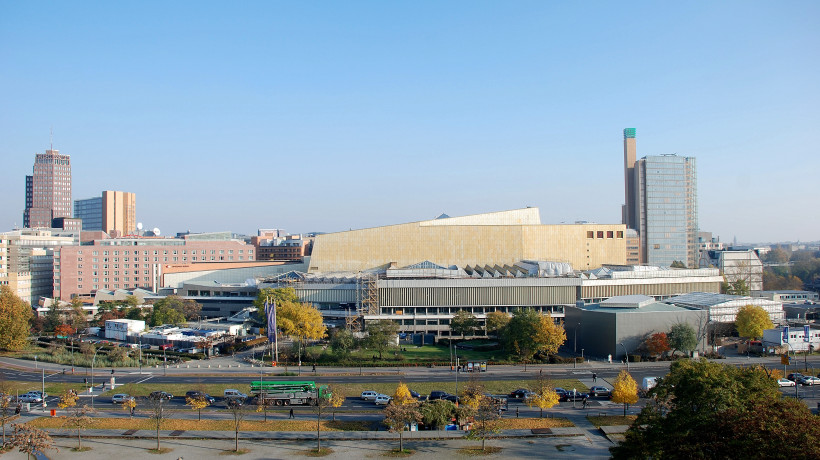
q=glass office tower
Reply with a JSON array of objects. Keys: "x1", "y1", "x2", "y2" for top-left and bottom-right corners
[{"x1": 635, "y1": 154, "x2": 698, "y2": 268}]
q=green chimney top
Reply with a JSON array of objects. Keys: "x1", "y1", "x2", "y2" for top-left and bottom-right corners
[{"x1": 624, "y1": 128, "x2": 636, "y2": 139}]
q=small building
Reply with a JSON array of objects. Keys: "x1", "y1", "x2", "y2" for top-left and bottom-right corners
[
  {"x1": 565, "y1": 295, "x2": 707, "y2": 360},
  {"x1": 665, "y1": 292, "x2": 784, "y2": 324},
  {"x1": 105, "y1": 319, "x2": 146, "y2": 341},
  {"x1": 753, "y1": 290, "x2": 818, "y2": 304},
  {"x1": 762, "y1": 325, "x2": 820, "y2": 353}
]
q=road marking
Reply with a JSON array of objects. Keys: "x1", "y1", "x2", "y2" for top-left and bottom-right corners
[{"x1": 135, "y1": 375, "x2": 154, "y2": 384}]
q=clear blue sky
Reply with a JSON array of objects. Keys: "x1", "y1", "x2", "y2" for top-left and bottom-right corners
[{"x1": 1, "y1": 1, "x2": 818, "y2": 243}]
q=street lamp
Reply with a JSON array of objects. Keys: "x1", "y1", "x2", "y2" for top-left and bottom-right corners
[
  {"x1": 573, "y1": 324, "x2": 582, "y2": 353},
  {"x1": 619, "y1": 343, "x2": 629, "y2": 371},
  {"x1": 785, "y1": 343, "x2": 799, "y2": 399}
]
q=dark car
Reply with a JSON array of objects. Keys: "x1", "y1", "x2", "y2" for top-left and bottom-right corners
[
  {"x1": 589, "y1": 386, "x2": 612, "y2": 398},
  {"x1": 429, "y1": 391, "x2": 458, "y2": 402},
  {"x1": 409, "y1": 390, "x2": 423, "y2": 400},
  {"x1": 786, "y1": 373, "x2": 805, "y2": 382},
  {"x1": 509, "y1": 388, "x2": 532, "y2": 399},
  {"x1": 148, "y1": 391, "x2": 174, "y2": 400},
  {"x1": 185, "y1": 391, "x2": 216, "y2": 404},
  {"x1": 560, "y1": 391, "x2": 589, "y2": 402}
]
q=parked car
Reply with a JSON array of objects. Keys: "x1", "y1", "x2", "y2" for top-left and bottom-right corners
[
  {"x1": 509, "y1": 388, "x2": 532, "y2": 399},
  {"x1": 374, "y1": 394, "x2": 392, "y2": 405},
  {"x1": 185, "y1": 391, "x2": 216, "y2": 403},
  {"x1": 560, "y1": 390, "x2": 589, "y2": 402},
  {"x1": 589, "y1": 386, "x2": 612, "y2": 398},
  {"x1": 799, "y1": 376, "x2": 820, "y2": 386},
  {"x1": 409, "y1": 390, "x2": 423, "y2": 400},
  {"x1": 140, "y1": 344, "x2": 152, "y2": 349},
  {"x1": 360, "y1": 391, "x2": 379, "y2": 401},
  {"x1": 554, "y1": 388, "x2": 568, "y2": 398},
  {"x1": 223, "y1": 389, "x2": 247, "y2": 402},
  {"x1": 777, "y1": 378, "x2": 796, "y2": 387},
  {"x1": 111, "y1": 394, "x2": 134, "y2": 404},
  {"x1": 18, "y1": 393, "x2": 43, "y2": 404},
  {"x1": 148, "y1": 391, "x2": 174, "y2": 400},
  {"x1": 786, "y1": 373, "x2": 805, "y2": 382},
  {"x1": 429, "y1": 391, "x2": 458, "y2": 402}
]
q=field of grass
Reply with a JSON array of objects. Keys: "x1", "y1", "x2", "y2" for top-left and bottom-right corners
[
  {"x1": 100, "y1": 377, "x2": 587, "y2": 399},
  {"x1": 306, "y1": 344, "x2": 512, "y2": 365}
]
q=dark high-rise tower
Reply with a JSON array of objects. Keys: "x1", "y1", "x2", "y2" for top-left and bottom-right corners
[{"x1": 23, "y1": 149, "x2": 72, "y2": 228}]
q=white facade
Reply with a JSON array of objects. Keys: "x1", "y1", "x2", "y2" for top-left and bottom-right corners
[
  {"x1": 762, "y1": 325, "x2": 820, "y2": 352},
  {"x1": 753, "y1": 291, "x2": 818, "y2": 304},
  {"x1": 668, "y1": 292, "x2": 784, "y2": 323},
  {"x1": 104, "y1": 319, "x2": 145, "y2": 341}
]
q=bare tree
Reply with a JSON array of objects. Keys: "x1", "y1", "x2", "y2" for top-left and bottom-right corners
[
  {"x1": 0, "y1": 376, "x2": 14, "y2": 446},
  {"x1": 145, "y1": 397, "x2": 170, "y2": 451},
  {"x1": 383, "y1": 402, "x2": 422, "y2": 452},
  {"x1": 10, "y1": 423, "x2": 57, "y2": 460},
  {"x1": 311, "y1": 389, "x2": 332, "y2": 452},
  {"x1": 227, "y1": 400, "x2": 247, "y2": 453}
]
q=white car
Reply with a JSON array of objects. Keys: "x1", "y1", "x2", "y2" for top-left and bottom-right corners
[
  {"x1": 360, "y1": 391, "x2": 378, "y2": 401},
  {"x1": 374, "y1": 394, "x2": 392, "y2": 406},
  {"x1": 800, "y1": 376, "x2": 820, "y2": 386},
  {"x1": 777, "y1": 378, "x2": 796, "y2": 387},
  {"x1": 111, "y1": 394, "x2": 134, "y2": 404}
]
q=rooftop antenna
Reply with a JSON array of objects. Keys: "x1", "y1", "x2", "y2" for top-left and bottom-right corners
[{"x1": 49, "y1": 126, "x2": 53, "y2": 152}]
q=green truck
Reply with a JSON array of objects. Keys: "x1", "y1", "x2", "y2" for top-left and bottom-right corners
[{"x1": 249, "y1": 381, "x2": 331, "y2": 406}]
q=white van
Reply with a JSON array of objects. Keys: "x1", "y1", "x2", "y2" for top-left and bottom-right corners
[
  {"x1": 640, "y1": 377, "x2": 658, "y2": 396},
  {"x1": 374, "y1": 394, "x2": 392, "y2": 406}
]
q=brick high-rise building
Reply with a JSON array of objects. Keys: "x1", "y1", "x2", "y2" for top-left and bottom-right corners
[{"x1": 24, "y1": 149, "x2": 72, "y2": 228}]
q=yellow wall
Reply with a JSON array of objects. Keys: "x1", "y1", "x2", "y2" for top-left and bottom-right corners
[{"x1": 308, "y1": 210, "x2": 626, "y2": 272}]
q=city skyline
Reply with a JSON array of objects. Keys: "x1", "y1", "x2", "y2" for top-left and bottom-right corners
[{"x1": 2, "y1": 2, "x2": 818, "y2": 243}]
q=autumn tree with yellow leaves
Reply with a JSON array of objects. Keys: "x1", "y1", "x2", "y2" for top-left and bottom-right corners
[
  {"x1": 58, "y1": 389, "x2": 95, "y2": 450},
  {"x1": 0, "y1": 285, "x2": 32, "y2": 351},
  {"x1": 526, "y1": 374, "x2": 560, "y2": 418},
  {"x1": 392, "y1": 383, "x2": 416, "y2": 406},
  {"x1": 611, "y1": 370, "x2": 639, "y2": 416}
]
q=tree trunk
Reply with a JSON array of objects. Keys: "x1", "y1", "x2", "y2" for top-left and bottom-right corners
[
  {"x1": 316, "y1": 404, "x2": 321, "y2": 451},
  {"x1": 623, "y1": 403, "x2": 627, "y2": 416},
  {"x1": 399, "y1": 430, "x2": 403, "y2": 452},
  {"x1": 78, "y1": 427, "x2": 82, "y2": 449},
  {"x1": 198, "y1": 408, "x2": 201, "y2": 421},
  {"x1": 235, "y1": 428, "x2": 239, "y2": 452}
]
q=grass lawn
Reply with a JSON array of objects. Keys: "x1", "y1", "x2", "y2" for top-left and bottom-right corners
[
  {"x1": 307, "y1": 344, "x2": 511, "y2": 364},
  {"x1": 100, "y1": 378, "x2": 588, "y2": 399}
]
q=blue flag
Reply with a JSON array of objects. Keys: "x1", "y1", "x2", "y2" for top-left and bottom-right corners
[{"x1": 266, "y1": 300, "x2": 277, "y2": 344}]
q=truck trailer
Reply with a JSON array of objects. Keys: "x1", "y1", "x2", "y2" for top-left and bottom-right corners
[{"x1": 249, "y1": 381, "x2": 331, "y2": 406}]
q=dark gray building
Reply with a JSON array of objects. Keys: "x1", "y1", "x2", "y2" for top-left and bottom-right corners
[{"x1": 565, "y1": 295, "x2": 706, "y2": 360}]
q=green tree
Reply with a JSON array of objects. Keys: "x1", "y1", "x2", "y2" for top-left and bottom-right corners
[
  {"x1": 329, "y1": 328, "x2": 355, "y2": 356},
  {"x1": 610, "y1": 359, "x2": 804, "y2": 459},
  {"x1": 150, "y1": 296, "x2": 201, "y2": 321},
  {"x1": 43, "y1": 304, "x2": 62, "y2": 333},
  {"x1": 0, "y1": 285, "x2": 33, "y2": 351},
  {"x1": 147, "y1": 302, "x2": 186, "y2": 327},
  {"x1": 670, "y1": 260, "x2": 687, "y2": 268},
  {"x1": 763, "y1": 247, "x2": 790, "y2": 264},
  {"x1": 450, "y1": 310, "x2": 478, "y2": 339},
  {"x1": 500, "y1": 308, "x2": 566, "y2": 361},
  {"x1": 484, "y1": 310, "x2": 509, "y2": 337},
  {"x1": 124, "y1": 306, "x2": 145, "y2": 321},
  {"x1": 667, "y1": 323, "x2": 697, "y2": 356},
  {"x1": 419, "y1": 400, "x2": 456, "y2": 430},
  {"x1": 365, "y1": 319, "x2": 400, "y2": 359},
  {"x1": 254, "y1": 287, "x2": 299, "y2": 322},
  {"x1": 735, "y1": 304, "x2": 774, "y2": 340}
]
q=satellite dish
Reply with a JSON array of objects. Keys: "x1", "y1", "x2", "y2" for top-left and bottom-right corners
[
  {"x1": 153, "y1": 227, "x2": 161, "y2": 236},
  {"x1": 137, "y1": 222, "x2": 143, "y2": 231}
]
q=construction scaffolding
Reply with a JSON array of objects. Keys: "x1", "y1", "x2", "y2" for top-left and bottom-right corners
[{"x1": 349, "y1": 272, "x2": 379, "y2": 332}]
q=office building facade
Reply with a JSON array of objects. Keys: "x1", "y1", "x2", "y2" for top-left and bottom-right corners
[
  {"x1": 635, "y1": 154, "x2": 698, "y2": 268},
  {"x1": 24, "y1": 149, "x2": 72, "y2": 228},
  {"x1": 74, "y1": 191, "x2": 136, "y2": 235}
]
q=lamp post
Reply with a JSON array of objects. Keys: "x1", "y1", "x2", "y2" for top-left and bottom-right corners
[
  {"x1": 619, "y1": 343, "x2": 629, "y2": 371},
  {"x1": 573, "y1": 324, "x2": 582, "y2": 353},
  {"x1": 785, "y1": 343, "x2": 798, "y2": 399},
  {"x1": 91, "y1": 348, "x2": 101, "y2": 409}
]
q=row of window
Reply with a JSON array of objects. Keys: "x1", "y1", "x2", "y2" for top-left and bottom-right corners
[
  {"x1": 80, "y1": 248, "x2": 252, "y2": 256},
  {"x1": 586, "y1": 230, "x2": 625, "y2": 239}
]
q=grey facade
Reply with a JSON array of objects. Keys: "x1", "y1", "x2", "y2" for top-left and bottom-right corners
[
  {"x1": 74, "y1": 196, "x2": 103, "y2": 231},
  {"x1": 565, "y1": 296, "x2": 707, "y2": 360}
]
